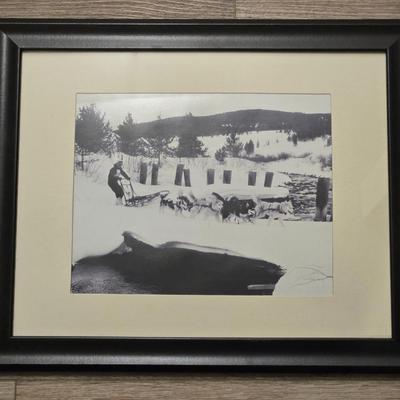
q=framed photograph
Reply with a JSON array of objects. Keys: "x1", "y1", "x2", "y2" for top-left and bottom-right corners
[{"x1": 0, "y1": 20, "x2": 399, "y2": 369}]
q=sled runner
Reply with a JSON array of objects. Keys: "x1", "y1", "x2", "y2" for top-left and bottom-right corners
[{"x1": 119, "y1": 179, "x2": 168, "y2": 207}]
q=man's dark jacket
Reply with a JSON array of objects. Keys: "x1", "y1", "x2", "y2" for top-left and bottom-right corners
[{"x1": 108, "y1": 166, "x2": 130, "y2": 186}]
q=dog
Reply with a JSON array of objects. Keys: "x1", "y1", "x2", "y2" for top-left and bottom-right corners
[
  {"x1": 188, "y1": 192, "x2": 224, "y2": 221},
  {"x1": 212, "y1": 192, "x2": 256, "y2": 223},
  {"x1": 160, "y1": 192, "x2": 194, "y2": 215},
  {"x1": 159, "y1": 192, "x2": 175, "y2": 211},
  {"x1": 175, "y1": 194, "x2": 194, "y2": 214},
  {"x1": 253, "y1": 199, "x2": 294, "y2": 226}
]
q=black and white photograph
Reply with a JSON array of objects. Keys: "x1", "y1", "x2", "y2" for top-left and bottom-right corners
[{"x1": 71, "y1": 93, "x2": 332, "y2": 296}]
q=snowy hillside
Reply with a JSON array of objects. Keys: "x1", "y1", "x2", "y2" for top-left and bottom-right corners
[{"x1": 200, "y1": 130, "x2": 331, "y2": 177}]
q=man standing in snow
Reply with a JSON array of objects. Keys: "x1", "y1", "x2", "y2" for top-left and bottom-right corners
[{"x1": 108, "y1": 161, "x2": 131, "y2": 205}]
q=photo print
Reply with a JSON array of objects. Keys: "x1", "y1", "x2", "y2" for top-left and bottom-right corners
[{"x1": 71, "y1": 93, "x2": 332, "y2": 296}]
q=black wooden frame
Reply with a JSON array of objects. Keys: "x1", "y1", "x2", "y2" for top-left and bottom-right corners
[{"x1": 0, "y1": 20, "x2": 399, "y2": 370}]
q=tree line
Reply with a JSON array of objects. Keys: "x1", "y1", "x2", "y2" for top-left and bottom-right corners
[
  {"x1": 131, "y1": 108, "x2": 331, "y2": 140},
  {"x1": 75, "y1": 104, "x2": 326, "y2": 166},
  {"x1": 75, "y1": 105, "x2": 208, "y2": 166}
]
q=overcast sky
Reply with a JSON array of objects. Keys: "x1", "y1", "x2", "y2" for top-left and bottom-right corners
[{"x1": 76, "y1": 93, "x2": 331, "y2": 128}]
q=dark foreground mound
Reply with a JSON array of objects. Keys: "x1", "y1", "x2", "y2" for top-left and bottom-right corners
[{"x1": 72, "y1": 232, "x2": 285, "y2": 295}]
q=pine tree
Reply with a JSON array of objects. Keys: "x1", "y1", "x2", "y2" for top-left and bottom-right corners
[
  {"x1": 215, "y1": 147, "x2": 227, "y2": 162},
  {"x1": 292, "y1": 132, "x2": 298, "y2": 146},
  {"x1": 75, "y1": 104, "x2": 111, "y2": 169},
  {"x1": 147, "y1": 116, "x2": 175, "y2": 165},
  {"x1": 244, "y1": 139, "x2": 254, "y2": 155},
  {"x1": 224, "y1": 132, "x2": 243, "y2": 157},
  {"x1": 177, "y1": 134, "x2": 207, "y2": 157},
  {"x1": 215, "y1": 132, "x2": 243, "y2": 161},
  {"x1": 147, "y1": 136, "x2": 175, "y2": 165},
  {"x1": 101, "y1": 128, "x2": 120, "y2": 156},
  {"x1": 115, "y1": 112, "x2": 145, "y2": 155},
  {"x1": 249, "y1": 139, "x2": 255, "y2": 154},
  {"x1": 176, "y1": 114, "x2": 207, "y2": 157}
]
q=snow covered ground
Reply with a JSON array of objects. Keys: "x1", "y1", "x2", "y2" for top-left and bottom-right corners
[
  {"x1": 200, "y1": 130, "x2": 332, "y2": 177},
  {"x1": 83, "y1": 130, "x2": 331, "y2": 190},
  {"x1": 84, "y1": 154, "x2": 291, "y2": 198},
  {"x1": 72, "y1": 173, "x2": 332, "y2": 296},
  {"x1": 201, "y1": 130, "x2": 328, "y2": 157}
]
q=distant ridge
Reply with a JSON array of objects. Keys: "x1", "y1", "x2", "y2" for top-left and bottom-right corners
[{"x1": 132, "y1": 109, "x2": 331, "y2": 140}]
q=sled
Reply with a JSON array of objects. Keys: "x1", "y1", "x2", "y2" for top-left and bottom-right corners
[{"x1": 119, "y1": 179, "x2": 168, "y2": 207}]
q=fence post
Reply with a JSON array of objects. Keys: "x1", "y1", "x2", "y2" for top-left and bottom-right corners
[
  {"x1": 223, "y1": 170, "x2": 232, "y2": 184},
  {"x1": 207, "y1": 169, "x2": 215, "y2": 185},
  {"x1": 183, "y1": 169, "x2": 191, "y2": 187},
  {"x1": 151, "y1": 163, "x2": 159, "y2": 185},
  {"x1": 248, "y1": 171, "x2": 257, "y2": 186},
  {"x1": 264, "y1": 172, "x2": 274, "y2": 187},
  {"x1": 174, "y1": 164, "x2": 184, "y2": 185},
  {"x1": 139, "y1": 162, "x2": 147, "y2": 184},
  {"x1": 315, "y1": 177, "x2": 330, "y2": 221}
]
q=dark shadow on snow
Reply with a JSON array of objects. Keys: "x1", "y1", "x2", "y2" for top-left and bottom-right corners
[{"x1": 72, "y1": 232, "x2": 285, "y2": 295}]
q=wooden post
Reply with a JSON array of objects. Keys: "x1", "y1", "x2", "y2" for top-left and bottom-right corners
[
  {"x1": 139, "y1": 162, "x2": 147, "y2": 184},
  {"x1": 174, "y1": 164, "x2": 184, "y2": 185},
  {"x1": 151, "y1": 163, "x2": 159, "y2": 185},
  {"x1": 248, "y1": 171, "x2": 257, "y2": 186},
  {"x1": 183, "y1": 169, "x2": 191, "y2": 187},
  {"x1": 264, "y1": 171, "x2": 274, "y2": 187},
  {"x1": 315, "y1": 177, "x2": 330, "y2": 221},
  {"x1": 223, "y1": 170, "x2": 232, "y2": 184},
  {"x1": 207, "y1": 169, "x2": 215, "y2": 185}
]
